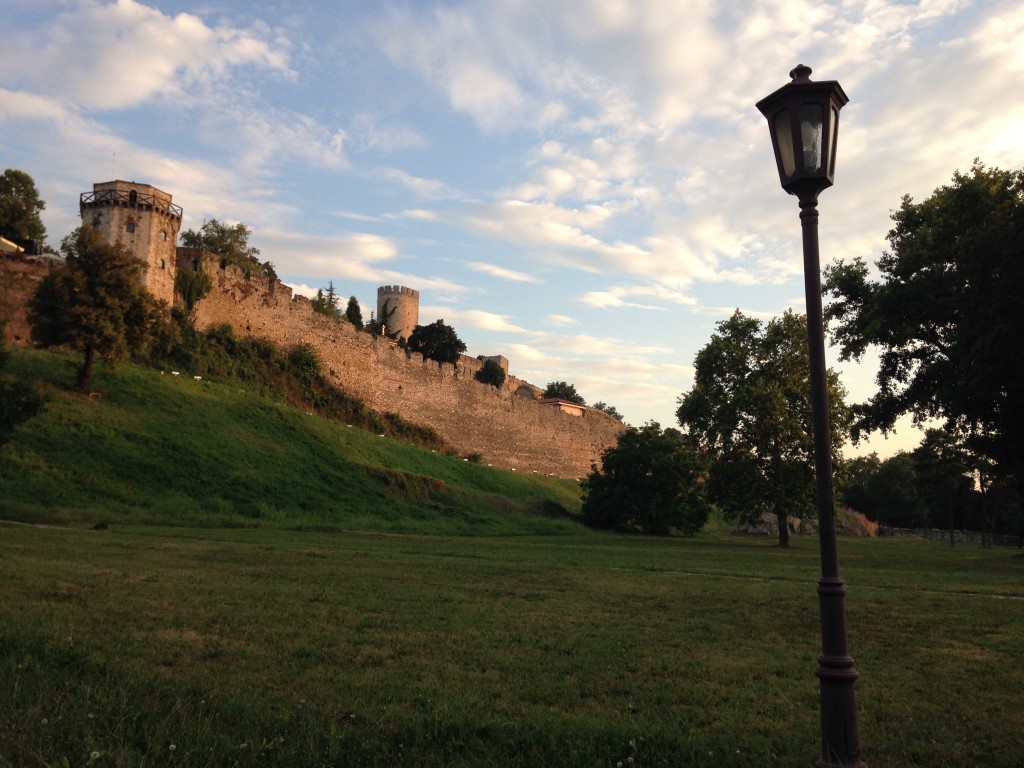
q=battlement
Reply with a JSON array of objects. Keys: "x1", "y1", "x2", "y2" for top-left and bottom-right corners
[
  {"x1": 377, "y1": 285, "x2": 419, "y2": 299},
  {"x1": 80, "y1": 180, "x2": 183, "y2": 220}
]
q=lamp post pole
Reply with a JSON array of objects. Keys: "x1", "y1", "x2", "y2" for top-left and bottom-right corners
[
  {"x1": 800, "y1": 192, "x2": 864, "y2": 768},
  {"x1": 756, "y1": 66, "x2": 865, "y2": 768}
]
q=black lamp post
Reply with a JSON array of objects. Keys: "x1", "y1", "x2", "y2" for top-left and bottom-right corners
[{"x1": 756, "y1": 66, "x2": 865, "y2": 768}]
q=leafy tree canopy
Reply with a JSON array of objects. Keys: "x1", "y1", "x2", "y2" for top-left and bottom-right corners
[
  {"x1": 27, "y1": 227, "x2": 167, "y2": 390},
  {"x1": 407, "y1": 319, "x2": 466, "y2": 364},
  {"x1": 179, "y1": 219, "x2": 276, "y2": 280},
  {"x1": 543, "y1": 381, "x2": 585, "y2": 405},
  {"x1": 0, "y1": 322, "x2": 44, "y2": 446},
  {"x1": 677, "y1": 309, "x2": 849, "y2": 546},
  {"x1": 0, "y1": 168, "x2": 47, "y2": 250},
  {"x1": 582, "y1": 421, "x2": 710, "y2": 535},
  {"x1": 474, "y1": 358, "x2": 506, "y2": 388},
  {"x1": 824, "y1": 161, "x2": 1024, "y2": 491}
]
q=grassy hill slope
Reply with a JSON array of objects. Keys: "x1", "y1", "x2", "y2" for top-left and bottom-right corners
[{"x1": 0, "y1": 349, "x2": 584, "y2": 534}]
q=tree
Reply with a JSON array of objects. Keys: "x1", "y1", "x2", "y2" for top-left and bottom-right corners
[
  {"x1": 0, "y1": 322, "x2": 44, "y2": 446},
  {"x1": 345, "y1": 296, "x2": 364, "y2": 329},
  {"x1": 174, "y1": 268, "x2": 212, "y2": 315},
  {"x1": 311, "y1": 281, "x2": 342, "y2": 320},
  {"x1": 824, "y1": 161, "x2": 1024, "y2": 496},
  {"x1": 27, "y1": 227, "x2": 165, "y2": 391},
  {"x1": 843, "y1": 452, "x2": 928, "y2": 529},
  {"x1": 366, "y1": 299, "x2": 395, "y2": 337},
  {"x1": 475, "y1": 358, "x2": 506, "y2": 388},
  {"x1": 0, "y1": 169, "x2": 47, "y2": 251},
  {"x1": 407, "y1": 319, "x2": 466, "y2": 364},
  {"x1": 912, "y1": 429, "x2": 973, "y2": 545},
  {"x1": 582, "y1": 421, "x2": 710, "y2": 535},
  {"x1": 543, "y1": 381, "x2": 586, "y2": 405},
  {"x1": 179, "y1": 218, "x2": 276, "y2": 280},
  {"x1": 677, "y1": 310, "x2": 849, "y2": 546},
  {"x1": 592, "y1": 401, "x2": 623, "y2": 421}
]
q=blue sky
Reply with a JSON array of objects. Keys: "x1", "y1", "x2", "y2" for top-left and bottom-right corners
[{"x1": 3, "y1": 0, "x2": 1023, "y2": 458}]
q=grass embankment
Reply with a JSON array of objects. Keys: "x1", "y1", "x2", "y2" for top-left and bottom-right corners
[
  {"x1": 1, "y1": 526, "x2": 1022, "y2": 767},
  {"x1": 0, "y1": 348, "x2": 582, "y2": 534}
]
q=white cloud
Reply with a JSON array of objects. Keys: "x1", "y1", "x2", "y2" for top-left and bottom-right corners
[
  {"x1": 465, "y1": 261, "x2": 541, "y2": 284},
  {"x1": 545, "y1": 314, "x2": 580, "y2": 327},
  {"x1": 6, "y1": 0, "x2": 291, "y2": 110},
  {"x1": 577, "y1": 284, "x2": 697, "y2": 310},
  {"x1": 419, "y1": 307, "x2": 529, "y2": 334}
]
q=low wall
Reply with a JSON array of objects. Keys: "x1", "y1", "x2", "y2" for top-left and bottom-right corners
[{"x1": 878, "y1": 527, "x2": 1021, "y2": 547}]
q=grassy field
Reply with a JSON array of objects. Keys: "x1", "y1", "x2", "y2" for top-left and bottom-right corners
[
  {"x1": 2, "y1": 524, "x2": 1021, "y2": 767},
  {"x1": 2, "y1": 348, "x2": 1022, "y2": 766}
]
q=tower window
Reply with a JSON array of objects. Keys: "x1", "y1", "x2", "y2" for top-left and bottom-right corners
[
  {"x1": 160, "y1": 231, "x2": 167, "y2": 241},
  {"x1": 126, "y1": 223, "x2": 136, "y2": 234}
]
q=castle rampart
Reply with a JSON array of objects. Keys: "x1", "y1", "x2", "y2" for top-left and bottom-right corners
[
  {"x1": 186, "y1": 252, "x2": 622, "y2": 476},
  {"x1": 1, "y1": 209, "x2": 625, "y2": 479}
]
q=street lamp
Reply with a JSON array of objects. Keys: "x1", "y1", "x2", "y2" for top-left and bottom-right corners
[{"x1": 756, "y1": 66, "x2": 865, "y2": 768}]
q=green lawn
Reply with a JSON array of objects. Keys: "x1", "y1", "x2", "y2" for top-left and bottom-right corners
[
  {"x1": 0, "y1": 349, "x2": 583, "y2": 534},
  {"x1": 2, "y1": 525, "x2": 1021, "y2": 767}
]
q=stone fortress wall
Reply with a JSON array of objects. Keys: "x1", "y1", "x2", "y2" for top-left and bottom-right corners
[
  {"x1": 185, "y1": 251, "x2": 624, "y2": 477},
  {"x1": 2, "y1": 179, "x2": 625, "y2": 478}
]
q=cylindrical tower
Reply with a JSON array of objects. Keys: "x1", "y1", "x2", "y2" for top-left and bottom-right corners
[
  {"x1": 376, "y1": 285, "x2": 419, "y2": 341},
  {"x1": 80, "y1": 181, "x2": 183, "y2": 306}
]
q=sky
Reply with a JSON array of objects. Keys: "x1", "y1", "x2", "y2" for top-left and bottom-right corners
[{"x1": 3, "y1": 0, "x2": 1023, "y2": 459}]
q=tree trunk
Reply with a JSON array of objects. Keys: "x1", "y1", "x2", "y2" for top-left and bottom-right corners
[
  {"x1": 77, "y1": 344, "x2": 96, "y2": 392},
  {"x1": 777, "y1": 512, "x2": 790, "y2": 548},
  {"x1": 948, "y1": 486, "x2": 955, "y2": 547}
]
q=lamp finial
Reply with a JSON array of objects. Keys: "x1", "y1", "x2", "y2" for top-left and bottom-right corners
[{"x1": 789, "y1": 64, "x2": 813, "y2": 83}]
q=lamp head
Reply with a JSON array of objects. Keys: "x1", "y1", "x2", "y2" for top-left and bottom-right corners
[{"x1": 756, "y1": 65, "x2": 849, "y2": 199}]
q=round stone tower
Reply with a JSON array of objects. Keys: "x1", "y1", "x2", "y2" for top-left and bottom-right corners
[
  {"x1": 376, "y1": 285, "x2": 419, "y2": 341},
  {"x1": 80, "y1": 180, "x2": 183, "y2": 306}
]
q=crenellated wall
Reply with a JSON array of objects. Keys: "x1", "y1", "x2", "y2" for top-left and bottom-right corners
[
  {"x1": 185, "y1": 252, "x2": 624, "y2": 477},
  {"x1": 2, "y1": 250, "x2": 625, "y2": 478}
]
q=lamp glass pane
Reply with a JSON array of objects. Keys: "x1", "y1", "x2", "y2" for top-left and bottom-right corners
[
  {"x1": 828, "y1": 104, "x2": 839, "y2": 176},
  {"x1": 773, "y1": 110, "x2": 795, "y2": 177},
  {"x1": 799, "y1": 104, "x2": 823, "y2": 172}
]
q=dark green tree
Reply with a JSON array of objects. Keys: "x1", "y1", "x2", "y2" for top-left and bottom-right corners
[
  {"x1": 311, "y1": 281, "x2": 342, "y2": 320},
  {"x1": 366, "y1": 300, "x2": 396, "y2": 337},
  {"x1": 582, "y1": 421, "x2": 710, "y2": 535},
  {"x1": 407, "y1": 319, "x2": 466, "y2": 364},
  {"x1": 912, "y1": 429, "x2": 973, "y2": 545},
  {"x1": 677, "y1": 309, "x2": 849, "y2": 546},
  {"x1": 179, "y1": 218, "x2": 276, "y2": 280},
  {"x1": 591, "y1": 401, "x2": 623, "y2": 420},
  {"x1": 836, "y1": 453, "x2": 883, "y2": 519},
  {"x1": 345, "y1": 296, "x2": 364, "y2": 329},
  {"x1": 475, "y1": 358, "x2": 506, "y2": 388},
  {"x1": 0, "y1": 168, "x2": 47, "y2": 251},
  {"x1": 824, "y1": 161, "x2": 1024, "y2": 496},
  {"x1": 857, "y1": 452, "x2": 928, "y2": 529},
  {"x1": 174, "y1": 268, "x2": 212, "y2": 315},
  {"x1": 543, "y1": 381, "x2": 586, "y2": 405},
  {"x1": 27, "y1": 227, "x2": 165, "y2": 391},
  {"x1": 0, "y1": 322, "x2": 44, "y2": 447}
]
